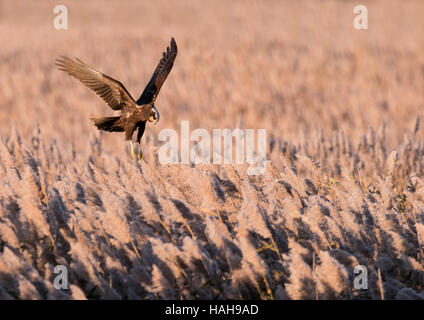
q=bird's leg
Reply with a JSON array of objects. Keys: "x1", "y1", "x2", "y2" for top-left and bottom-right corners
[
  {"x1": 129, "y1": 141, "x2": 135, "y2": 159},
  {"x1": 136, "y1": 123, "x2": 146, "y2": 162},
  {"x1": 136, "y1": 142, "x2": 143, "y2": 162}
]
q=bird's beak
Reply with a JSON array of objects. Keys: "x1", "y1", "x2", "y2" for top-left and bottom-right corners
[{"x1": 149, "y1": 105, "x2": 160, "y2": 125}]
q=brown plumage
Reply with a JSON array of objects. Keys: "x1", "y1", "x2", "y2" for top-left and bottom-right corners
[{"x1": 56, "y1": 37, "x2": 178, "y2": 160}]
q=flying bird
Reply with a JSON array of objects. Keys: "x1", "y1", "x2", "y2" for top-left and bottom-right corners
[{"x1": 56, "y1": 38, "x2": 178, "y2": 161}]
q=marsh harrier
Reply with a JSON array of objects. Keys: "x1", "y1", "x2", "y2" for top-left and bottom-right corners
[{"x1": 56, "y1": 38, "x2": 178, "y2": 161}]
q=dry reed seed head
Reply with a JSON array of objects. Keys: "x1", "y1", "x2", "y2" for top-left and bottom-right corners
[
  {"x1": 314, "y1": 250, "x2": 349, "y2": 299},
  {"x1": 0, "y1": 140, "x2": 15, "y2": 169},
  {"x1": 149, "y1": 264, "x2": 177, "y2": 299},
  {"x1": 285, "y1": 240, "x2": 315, "y2": 300},
  {"x1": 237, "y1": 184, "x2": 272, "y2": 239}
]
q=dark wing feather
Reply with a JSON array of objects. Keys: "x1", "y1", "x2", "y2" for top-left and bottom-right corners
[
  {"x1": 56, "y1": 57, "x2": 135, "y2": 110},
  {"x1": 137, "y1": 38, "x2": 178, "y2": 105},
  {"x1": 136, "y1": 122, "x2": 146, "y2": 144}
]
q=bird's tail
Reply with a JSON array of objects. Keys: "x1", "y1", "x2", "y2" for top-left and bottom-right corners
[{"x1": 90, "y1": 116, "x2": 123, "y2": 132}]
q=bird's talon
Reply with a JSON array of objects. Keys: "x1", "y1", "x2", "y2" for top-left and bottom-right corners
[
  {"x1": 129, "y1": 141, "x2": 136, "y2": 159},
  {"x1": 137, "y1": 152, "x2": 143, "y2": 162}
]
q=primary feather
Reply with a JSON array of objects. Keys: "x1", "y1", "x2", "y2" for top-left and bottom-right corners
[
  {"x1": 56, "y1": 56, "x2": 136, "y2": 110},
  {"x1": 137, "y1": 37, "x2": 178, "y2": 104}
]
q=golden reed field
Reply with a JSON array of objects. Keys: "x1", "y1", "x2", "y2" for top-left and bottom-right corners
[{"x1": 1, "y1": 0, "x2": 424, "y2": 299}]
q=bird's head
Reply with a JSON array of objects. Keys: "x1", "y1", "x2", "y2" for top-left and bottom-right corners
[{"x1": 149, "y1": 104, "x2": 160, "y2": 125}]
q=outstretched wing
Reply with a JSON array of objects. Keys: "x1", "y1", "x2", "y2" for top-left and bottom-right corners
[
  {"x1": 56, "y1": 57, "x2": 135, "y2": 110},
  {"x1": 137, "y1": 38, "x2": 178, "y2": 105}
]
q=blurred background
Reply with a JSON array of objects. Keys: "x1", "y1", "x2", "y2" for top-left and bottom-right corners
[{"x1": 0, "y1": 0, "x2": 424, "y2": 159}]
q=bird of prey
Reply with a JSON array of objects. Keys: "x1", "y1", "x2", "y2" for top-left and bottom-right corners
[{"x1": 56, "y1": 38, "x2": 178, "y2": 161}]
